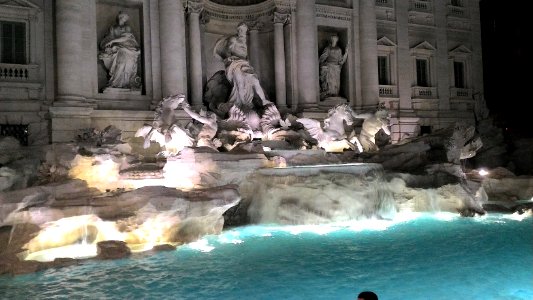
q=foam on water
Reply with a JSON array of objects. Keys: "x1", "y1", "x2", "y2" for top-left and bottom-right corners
[{"x1": 1, "y1": 213, "x2": 531, "y2": 300}]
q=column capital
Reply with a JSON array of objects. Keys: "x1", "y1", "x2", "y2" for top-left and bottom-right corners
[
  {"x1": 187, "y1": 0, "x2": 204, "y2": 15},
  {"x1": 246, "y1": 20, "x2": 264, "y2": 31},
  {"x1": 273, "y1": 11, "x2": 290, "y2": 25}
]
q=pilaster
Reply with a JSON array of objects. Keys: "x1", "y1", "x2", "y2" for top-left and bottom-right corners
[
  {"x1": 359, "y1": 0, "x2": 379, "y2": 108},
  {"x1": 296, "y1": 0, "x2": 319, "y2": 108}
]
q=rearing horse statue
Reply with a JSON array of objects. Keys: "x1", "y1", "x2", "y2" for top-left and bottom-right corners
[{"x1": 297, "y1": 104, "x2": 362, "y2": 152}]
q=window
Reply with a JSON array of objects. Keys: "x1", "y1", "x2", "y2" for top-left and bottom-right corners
[
  {"x1": 378, "y1": 56, "x2": 389, "y2": 85},
  {"x1": 453, "y1": 61, "x2": 465, "y2": 88},
  {"x1": 416, "y1": 59, "x2": 429, "y2": 87},
  {"x1": 450, "y1": 0, "x2": 461, "y2": 6},
  {"x1": 0, "y1": 21, "x2": 26, "y2": 64}
]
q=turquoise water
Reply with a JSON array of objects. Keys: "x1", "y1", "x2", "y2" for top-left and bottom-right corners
[{"x1": 1, "y1": 213, "x2": 532, "y2": 300}]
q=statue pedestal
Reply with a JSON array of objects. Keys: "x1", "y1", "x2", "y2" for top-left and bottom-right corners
[
  {"x1": 319, "y1": 96, "x2": 347, "y2": 108},
  {"x1": 102, "y1": 87, "x2": 142, "y2": 95}
]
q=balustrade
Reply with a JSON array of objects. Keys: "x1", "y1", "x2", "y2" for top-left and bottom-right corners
[
  {"x1": 412, "y1": 86, "x2": 437, "y2": 98},
  {"x1": 0, "y1": 63, "x2": 38, "y2": 81}
]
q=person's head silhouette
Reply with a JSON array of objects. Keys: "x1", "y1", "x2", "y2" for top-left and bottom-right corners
[{"x1": 357, "y1": 291, "x2": 378, "y2": 300}]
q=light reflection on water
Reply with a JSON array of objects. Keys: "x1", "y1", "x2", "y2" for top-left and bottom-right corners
[{"x1": 1, "y1": 213, "x2": 532, "y2": 300}]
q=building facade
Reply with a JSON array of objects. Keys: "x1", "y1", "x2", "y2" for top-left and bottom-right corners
[{"x1": 0, "y1": 0, "x2": 483, "y2": 145}]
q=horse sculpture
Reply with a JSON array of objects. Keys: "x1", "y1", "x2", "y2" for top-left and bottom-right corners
[
  {"x1": 135, "y1": 95, "x2": 194, "y2": 155},
  {"x1": 297, "y1": 104, "x2": 362, "y2": 152}
]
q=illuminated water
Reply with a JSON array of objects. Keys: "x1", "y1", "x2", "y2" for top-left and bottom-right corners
[{"x1": 1, "y1": 213, "x2": 531, "y2": 300}]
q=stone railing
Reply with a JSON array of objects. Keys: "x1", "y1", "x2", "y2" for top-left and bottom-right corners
[
  {"x1": 379, "y1": 85, "x2": 397, "y2": 97},
  {"x1": 0, "y1": 63, "x2": 39, "y2": 81},
  {"x1": 410, "y1": 0, "x2": 432, "y2": 13},
  {"x1": 450, "y1": 87, "x2": 472, "y2": 99},
  {"x1": 412, "y1": 86, "x2": 437, "y2": 98},
  {"x1": 375, "y1": 0, "x2": 393, "y2": 8},
  {"x1": 447, "y1": 5, "x2": 467, "y2": 18}
]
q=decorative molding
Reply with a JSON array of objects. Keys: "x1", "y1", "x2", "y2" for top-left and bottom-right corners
[
  {"x1": 377, "y1": 36, "x2": 396, "y2": 47},
  {"x1": 408, "y1": 11, "x2": 434, "y2": 26},
  {"x1": 316, "y1": 4, "x2": 351, "y2": 22},
  {"x1": 203, "y1": 0, "x2": 274, "y2": 23},
  {"x1": 449, "y1": 45, "x2": 471, "y2": 56},
  {"x1": 0, "y1": 0, "x2": 40, "y2": 10},
  {"x1": 274, "y1": 0, "x2": 295, "y2": 13},
  {"x1": 410, "y1": 41, "x2": 436, "y2": 56},
  {"x1": 447, "y1": 18, "x2": 470, "y2": 31}
]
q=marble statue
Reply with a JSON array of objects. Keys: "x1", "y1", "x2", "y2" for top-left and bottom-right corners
[
  {"x1": 319, "y1": 34, "x2": 348, "y2": 100},
  {"x1": 356, "y1": 109, "x2": 391, "y2": 152},
  {"x1": 98, "y1": 11, "x2": 141, "y2": 91},
  {"x1": 181, "y1": 101, "x2": 222, "y2": 151},
  {"x1": 213, "y1": 22, "x2": 281, "y2": 136},
  {"x1": 296, "y1": 104, "x2": 361, "y2": 152},
  {"x1": 135, "y1": 94, "x2": 193, "y2": 154}
]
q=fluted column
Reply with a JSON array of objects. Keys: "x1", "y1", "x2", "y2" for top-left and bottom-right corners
[
  {"x1": 273, "y1": 12, "x2": 288, "y2": 109},
  {"x1": 248, "y1": 21, "x2": 262, "y2": 76},
  {"x1": 359, "y1": 0, "x2": 379, "y2": 108},
  {"x1": 187, "y1": 0, "x2": 204, "y2": 108},
  {"x1": 160, "y1": 0, "x2": 188, "y2": 97},
  {"x1": 55, "y1": 0, "x2": 85, "y2": 104},
  {"x1": 296, "y1": 0, "x2": 319, "y2": 108}
]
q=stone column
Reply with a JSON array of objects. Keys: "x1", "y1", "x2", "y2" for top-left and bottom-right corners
[
  {"x1": 359, "y1": 0, "x2": 379, "y2": 108},
  {"x1": 248, "y1": 22, "x2": 262, "y2": 76},
  {"x1": 395, "y1": 0, "x2": 412, "y2": 111},
  {"x1": 434, "y1": 0, "x2": 450, "y2": 110},
  {"x1": 273, "y1": 12, "x2": 288, "y2": 109},
  {"x1": 160, "y1": 0, "x2": 188, "y2": 97},
  {"x1": 351, "y1": 0, "x2": 362, "y2": 108},
  {"x1": 55, "y1": 0, "x2": 86, "y2": 104},
  {"x1": 296, "y1": 0, "x2": 319, "y2": 108},
  {"x1": 187, "y1": 0, "x2": 204, "y2": 108}
]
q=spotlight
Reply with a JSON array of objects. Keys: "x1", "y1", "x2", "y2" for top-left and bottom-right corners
[{"x1": 478, "y1": 169, "x2": 489, "y2": 176}]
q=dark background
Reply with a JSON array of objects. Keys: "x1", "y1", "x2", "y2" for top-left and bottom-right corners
[{"x1": 480, "y1": 0, "x2": 531, "y2": 137}]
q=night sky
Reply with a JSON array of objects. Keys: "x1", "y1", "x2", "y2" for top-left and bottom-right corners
[{"x1": 480, "y1": 0, "x2": 531, "y2": 137}]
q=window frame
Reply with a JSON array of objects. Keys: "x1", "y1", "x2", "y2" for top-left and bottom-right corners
[
  {"x1": 377, "y1": 36, "x2": 398, "y2": 90},
  {"x1": 448, "y1": 45, "x2": 472, "y2": 90},
  {"x1": 0, "y1": 1, "x2": 39, "y2": 66},
  {"x1": 410, "y1": 41, "x2": 437, "y2": 88},
  {"x1": 0, "y1": 20, "x2": 27, "y2": 64}
]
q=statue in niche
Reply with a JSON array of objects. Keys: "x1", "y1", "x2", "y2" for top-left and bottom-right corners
[
  {"x1": 135, "y1": 95, "x2": 193, "y2": 155},
  {"x1": 319, "y1": 34, "x2": 348, "y2": 101},
  {"x1": 98, "y1": 11, "x2": 141, "y2": 92},
  {"x1": 212, "y1": 22, "x2": 281, "y2": 137}
]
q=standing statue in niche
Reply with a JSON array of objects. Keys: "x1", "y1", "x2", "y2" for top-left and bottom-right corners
[
  {"x1": 319, "y1": 34, "x2": 348, "y2": 100},
  {"x1": 98, "y1": 11, "x2": 141, "y2": 92},
  {"x1": 213, "y1": 22, "x2": 281, "y2": 137}
]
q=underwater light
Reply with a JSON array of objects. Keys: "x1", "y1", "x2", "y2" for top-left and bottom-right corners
[{"x1": 478, "y1": 169, "x2": 489, "y2": 176}]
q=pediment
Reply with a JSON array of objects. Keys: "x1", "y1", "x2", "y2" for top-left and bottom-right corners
[
  {"x1": 377, "y1": 36, "x2": 396, "y2": 47},
  {"x1": 0, "y1": 0, "x2": 39, "y2": 9},
  {"x1": 449, "y1": 45, "x2": 472, "y2": 56},
  {"x1": 411, "y1": 41, "x2": 436, "y2": 51}
]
